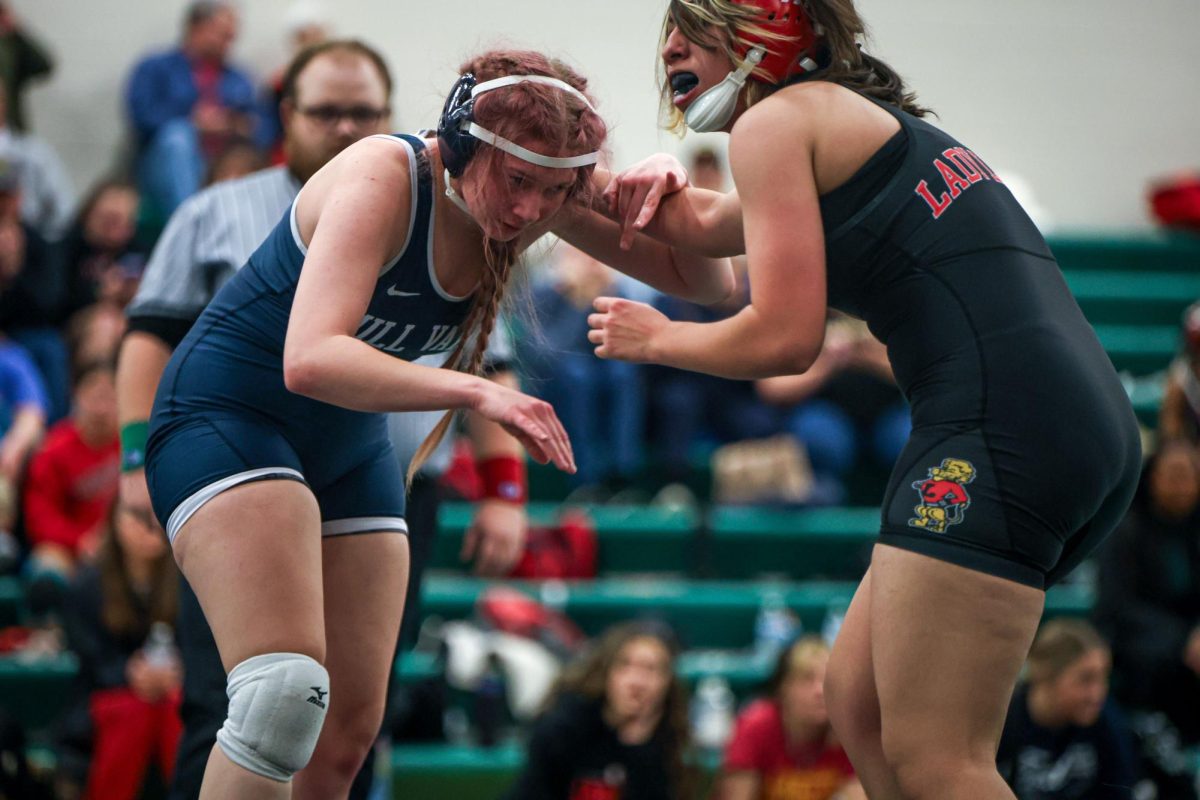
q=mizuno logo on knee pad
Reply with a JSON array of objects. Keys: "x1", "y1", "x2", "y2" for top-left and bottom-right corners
[{"x1": 218, "y1": 652, "x2": 330, "y2": 782}]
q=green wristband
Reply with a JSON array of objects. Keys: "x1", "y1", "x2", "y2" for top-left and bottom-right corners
[{"x1": 120, "y1": 421, "x2": 149, "y2": 473}]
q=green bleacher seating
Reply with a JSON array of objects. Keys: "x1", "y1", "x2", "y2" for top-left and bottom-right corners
[
  {"x1": 707, "y1": 506, "x2": 878, "y2": 580},
  {"x1": 1048, "y1": 232, "x2": 1200, "y2": 379},
  {"x1": 0, "y1": 653, "x2": 78, "y2": 732},
  {"x1": 1047, "y1": 232, "x2": 1200, "y2": 273},
  {"x1": 391, "y1": 742, "x2": 522, "y2": 800},
  {"x1": 1093, "y1": 324, "x2": 1179, "y2": 375},
  {"x1": 435, "y1": 502, "x2": 698, "y2": 575},
  {"x1": 420, "y1": 576, "x2": 1092, "y2": 651},
  {"x1": 389, "y1": 743, "x2": 721, "y2": 800},
  {"x1": 0, "y1": 576, "x2": 21, "y2": 626},
  {"x1": 1064, "y1": 271, "x2": 1200, "y2": 326}
]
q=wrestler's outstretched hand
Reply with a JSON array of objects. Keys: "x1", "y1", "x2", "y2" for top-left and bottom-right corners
[
  {"x1": 602, "y1": 153, "x2": 688, "y2": 250},
  {"x1": 588, "y1": 296, "x2": 671, "y2": 364},
  {"x1": 473, "y1": 383, "x2": 575, "y2": 473}
]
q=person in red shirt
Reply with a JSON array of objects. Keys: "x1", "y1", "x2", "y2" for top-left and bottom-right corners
[
  {"x1": 719, "y1": 637, "x2": 865, "y2": 800},
  {"x1": 24, "y1": 360, "x2": 119, "y2": 577}
]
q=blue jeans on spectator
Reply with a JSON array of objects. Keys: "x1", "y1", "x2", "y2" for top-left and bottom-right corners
[
  {"x1": 528, "y1": 351, "x2": 644, "y2": 488},
  {"x1": 786, "y1": 398, "x2": 910, "y2": 502},
  {"x1": 650, "y1": 368, "x2": 781, "y2": 485},
  {"x1": 10, "y1": 327, "x2": 70, "y2": 424},
  {"x1": 138, "y1": 118, "x2": 206, "y2": 216}
]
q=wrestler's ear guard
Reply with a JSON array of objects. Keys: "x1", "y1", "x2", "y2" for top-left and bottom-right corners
[{"x1": 437, "y1": 72, "x2": 479, "y2": 178}]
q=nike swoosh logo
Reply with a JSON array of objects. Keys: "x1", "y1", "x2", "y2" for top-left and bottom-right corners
[{"x1": 387, "y1": 286, "x2": 420, "y2": 297}]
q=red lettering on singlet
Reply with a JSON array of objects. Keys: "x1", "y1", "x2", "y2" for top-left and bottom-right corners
[
  {"x1": 915, "y1": 146, "x2": 1005, "y2": 218},
  {"x1": 915, "y1": 180, "x2": 953, "y2": 219},
  {"x1": 964, "y1": 149, "x2": 1003, "y2": 183},
  {"x1": 934, "y1": 158, "x2": 972, "y2": 198},
  {"x1": 945, "y1": 148, "x2": 984, "y2": 183}
]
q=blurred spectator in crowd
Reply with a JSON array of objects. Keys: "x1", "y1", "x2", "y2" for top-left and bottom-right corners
[
  {"x1": 718, "y1": 636, "x2": 864, "y2": 800},
  {"x1": 283, "y1": 1, "x2": 332, "y2": 58},
  {"x1": 125, "y1": 0, "x2": 259, "y2": 217},
  {"x1": 57, "y1": 180, "x2": 142, "y2": 318},
  {"x1": 22, "y1": 361, "x2": 119, "y2": 583},
  {"x1": 520, "y1": 243, "x2": 645, "y2": 495},
  {"x1": 638, "y1": 144, "x2": 772, "y2": 497},
  {"x1": 0, "y1": 2, "x2": 54, "y2": 133},
  {"x1": 757, "y1": 316, "x2": 908, "y2": 504},
  {"x1": 67, "y1": 303, "x2": 127, "y2": 375},
  {"x1": 1158, "y1": 301, "x2": 1200, "y2": 445},
  {"x1": 0, "y1": 709, "x2": 55, "y2": 798},
  {"x1": 0, "y1": 162, "x2": 70, "y2": 421},
  {"x1": 260, "y1": 1, "x2": 333, "y2": 164},
  {"x1": 647, "y1": 261, "x2": 779, "y2": 493},
  {"x1": 997, "y1": 619, "x2": 1138, "y2": 800},
  {"x1": 0, "y1": 334, "x2": 44, "y2": 566},
  {"x1": 1095, "y1": 440, "x2": 1200, "y2": 744},
  {"x1": 58, "y1": 499, "x2": 181, "y2": 800},
  {"x1": 0, "y1": 83, "x2": 73, "y2": 239},
  {"x1": 505, "y1": 621, "x2": 691, "y2": 800},
  {"x1": 687, "y1": 146, "x2": 725, "y2": 192},
  {"x1": 204, "y1": 135, "x2": 263, "y2": 185}
]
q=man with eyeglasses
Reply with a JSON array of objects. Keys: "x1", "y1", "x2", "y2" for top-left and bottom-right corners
[{"x1": 118, "y1": 39, "x2": 530, "y2": 800}]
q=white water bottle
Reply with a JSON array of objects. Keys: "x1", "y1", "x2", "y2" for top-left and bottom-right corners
[
  {"x1": 691, "y1": 675, "x2": 735, "y2": 751},
  {"x1": 142, "y1": 622, "x2": 179, "y2": 669},
  {"x1": 754, "y1": 589, "x2": 799, "y2": 661}
]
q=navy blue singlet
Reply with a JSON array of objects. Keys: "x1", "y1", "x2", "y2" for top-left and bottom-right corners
[{"x1": 146, "y1": 134, "x2": 474, "y2": 541}]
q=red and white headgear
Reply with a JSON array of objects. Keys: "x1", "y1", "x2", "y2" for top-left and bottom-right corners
[
  {"x1": 682, "y1": 0, "x2": 822, "y2": 132},
  {"x1": 732, "y1": 0, "x2": 822, "y2": 85}
]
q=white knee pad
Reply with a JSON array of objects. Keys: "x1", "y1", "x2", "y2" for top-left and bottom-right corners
[{"x1": 216, "y1": 652, "x2": 330, "y2": 782}]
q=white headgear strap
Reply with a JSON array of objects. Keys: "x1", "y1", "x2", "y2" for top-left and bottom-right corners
[{"x1": 466, "y1": 75, "x2": 600, "y2": 170}]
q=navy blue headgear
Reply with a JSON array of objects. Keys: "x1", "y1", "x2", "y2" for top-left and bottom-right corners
[
  {"x1": 437, "y1": 72, "x2": 478, "y2": 178},
  {"x1": 436, "y1": 73, "x2": 602, "y2": 180}
]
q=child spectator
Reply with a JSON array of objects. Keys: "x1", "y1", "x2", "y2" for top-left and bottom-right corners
[
  {"x1": 718, "y1": 636, "x2": 865, "y2": 800},
  {"x1": 66, "y1": 304, "x2": 127, "y2": 374},
  {"x1": 1095, "y1": 440, "x2": 1200, "y2": 745},
  {"x1": 505, "y1": 621, "x2": 691, "y2": 800},
  {"x1": 23, "y1": 361, "x2": 119, "y2": 581},
  {"x1": 997, "y1": 619, "x2": 1138, "y2": 799},
  {"x1": 59, "y1": 498, "x2": 181, "y2": 800},
  {"x1": 58, "y1": 180, "x2": 142, "y2": 317}
]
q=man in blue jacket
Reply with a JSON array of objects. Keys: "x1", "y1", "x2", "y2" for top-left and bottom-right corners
[{"x1": 125, "y1": 1, "x2": 259, "y2": 217}]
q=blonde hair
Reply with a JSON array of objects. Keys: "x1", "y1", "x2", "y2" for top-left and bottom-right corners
[
  {"x1": 768, "y1": 634, "x2": 829, "y2": 694},
  {"x1": 658, "y1": 0, "x2": 931, "y2": 135},
  {"x1": 658, "y1": 0, "x2": 788, "y2": 134},
  {"x1": 1026, "y1": 619, "x2": 1108, "y2": 685}
]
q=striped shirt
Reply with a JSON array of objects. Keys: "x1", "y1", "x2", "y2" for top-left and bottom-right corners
[
  {"x1": 128, "y1": 163, "x2": 512, "y2": 475},
  {"x1": 128, "y1": 166, "x2": 300, "y2": 321}
]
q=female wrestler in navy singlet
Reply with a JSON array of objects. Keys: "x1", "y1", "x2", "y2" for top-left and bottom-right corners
[
  {"x1": 589, "y1": 3, "x2": 1141, "y2": 798},
  {"x1": 145, "y1": 49, "x2": 732, "y2": 799}
]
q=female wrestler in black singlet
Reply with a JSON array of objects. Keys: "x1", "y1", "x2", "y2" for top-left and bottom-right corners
[{"x1": 588, "y1": 2, "x2": 1140, "y2": 798}]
